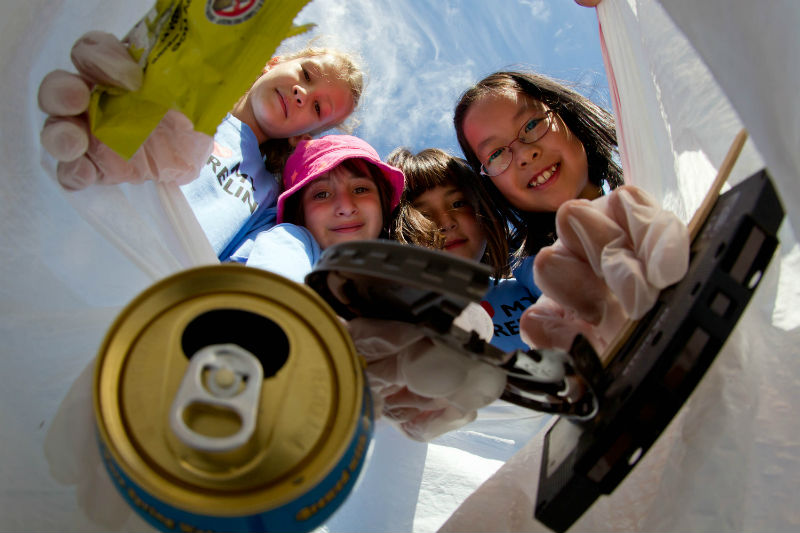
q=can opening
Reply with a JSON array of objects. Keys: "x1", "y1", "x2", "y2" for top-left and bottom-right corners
[{"x1": 181, "y1": 309, "x2": 290, "y2": 378}]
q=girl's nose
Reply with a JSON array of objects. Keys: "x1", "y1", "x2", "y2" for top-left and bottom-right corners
[
  {"x1": 438, "y1": 212, "x2": 457, "y2": 232},
  {"x1": 336, "y1": 195, "x2": 357, "y2": 216},
  {"x1": 516, "y1": 141, "x2": 542, "y2": 168},
  {"x1": 293, "y1": 85, "x2": 307, "y2": 106}
]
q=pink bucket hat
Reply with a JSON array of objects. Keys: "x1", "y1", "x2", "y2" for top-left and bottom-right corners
[{"x1": 277, "y1": 135, "x2": 405, "y2": 223}]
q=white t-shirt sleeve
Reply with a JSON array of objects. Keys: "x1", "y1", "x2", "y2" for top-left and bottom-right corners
[{"x1": 245, "y1": 223, "x2": 322, "y2": 284}]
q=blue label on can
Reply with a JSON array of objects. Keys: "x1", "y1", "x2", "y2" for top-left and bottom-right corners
[{"x1": 98, "y1": 385, "x2": 374, "y2": 533}]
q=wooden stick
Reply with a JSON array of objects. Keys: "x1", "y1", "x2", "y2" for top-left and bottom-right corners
[
  {"x1": 686, "y1": 129, "x2": 749, "y2": 239},
  {"x1": 598, "y1": 128, "x2": 749, "y2": 366}
]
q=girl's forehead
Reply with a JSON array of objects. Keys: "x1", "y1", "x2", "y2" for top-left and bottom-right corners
[
  {"x1": 303, "y1": 55, "x2": 344, "y2": 78},
  {"x1": 317, "y1": 161, "x2": 373, "y2": 182},
  {"x1": 476, "y1": 91, "x2": 545, "y2": 113},
  {"x1": 411, "y1": 183, "x2": 460, "y2": 203}
]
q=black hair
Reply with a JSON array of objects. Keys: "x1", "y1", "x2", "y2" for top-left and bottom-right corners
[{"x1": 454, "y1": 70, "x2": 623, "y2": 258}]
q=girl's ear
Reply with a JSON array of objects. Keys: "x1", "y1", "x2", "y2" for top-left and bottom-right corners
[
  {"x1": 262, "y1": 56, "x2": 282, "y2": 74},
  {"x1": 289, "y1": 134, "x2": 313, "y2": 147}
]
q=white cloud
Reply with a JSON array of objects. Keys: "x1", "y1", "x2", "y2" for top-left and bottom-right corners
[
  {"x1": 519, "y1": 0, "x2": 551, "y2": 21},
  {"x1": 280, "y1": 0, "x2": 607, "y2": 159}
]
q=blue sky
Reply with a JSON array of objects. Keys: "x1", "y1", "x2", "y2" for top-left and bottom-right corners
[{"x1": 280, "y1": 0, "x2": 609, "y2": 160}]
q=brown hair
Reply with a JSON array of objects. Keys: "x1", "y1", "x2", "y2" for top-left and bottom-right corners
[
  {"x1": 282, "y1": 158, "x2": 394, "y2": 239},
  {"x1": 454, "y1": 71, "x2": 622, "y2": 258},
  {"x1": 387, "y1": 147, "x2": 511, "y2": 279}
]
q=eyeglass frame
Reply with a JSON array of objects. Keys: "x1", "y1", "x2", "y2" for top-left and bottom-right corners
[{"x1": 479, "y1": 109, "x2": 556, "y2": 177}]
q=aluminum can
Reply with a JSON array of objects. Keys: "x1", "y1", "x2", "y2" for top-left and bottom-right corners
[{"x1": 94, "y1": 264, "x2": 373, "y2": 532}]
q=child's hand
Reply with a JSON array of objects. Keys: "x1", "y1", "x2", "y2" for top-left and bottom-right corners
[
  {"x1": 521, "y1": 185, "x2": 690, "y2": 353},
  {"x1": 346, "y1": 305, "x2": 506, "y2": 442},
  {"x1": 38, "y1": 31, "x2": 212, "y2": 190}
]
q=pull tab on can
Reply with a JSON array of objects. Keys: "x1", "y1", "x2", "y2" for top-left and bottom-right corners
[{"x1": 170, "y1": 343, "x2": 263, "y2": 452}]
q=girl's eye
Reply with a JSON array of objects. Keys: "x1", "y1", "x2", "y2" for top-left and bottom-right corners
[
  {"x1": 487, "y1": 148, "x2": 504, "y2": 162},
  {"x1": 524, "y1": 117, "x2": 541, "y2": 133},
  {"x1": 313, "y1": 190, "x2": 330, "y2": 200},
  {"x1": 353, "y1": 185, "x2": 374, "y2": 194},
  {"x1": 302, "y1": 67, "x2": 311, "y2": 82},
  {"x1": 314, "y1": 101, "x2": 321, "y2": 117},
  {"x1": 452, "y1": 199, "x2": 468, "y2": 209}
]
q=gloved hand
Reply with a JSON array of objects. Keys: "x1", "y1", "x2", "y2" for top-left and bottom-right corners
[
  {"x1": 44, "y1": 360, "x2": 134, "y2": 529},
  {"x1": 521, "y1": 185, "x2": 690, "y2": 353},
  {"x1": 38, "y1": 31, "x2": 213, "y2": 190},
  {"x1": 347, "y1": 303, "x2": 507, "y2": 442}
]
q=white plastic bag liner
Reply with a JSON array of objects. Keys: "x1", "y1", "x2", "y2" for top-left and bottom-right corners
[
  {"x1": 2, "y1": 1, "x2": 217, "y2": 531},
  {"x1": 3, "y1": 1, "x2": 798, "y2": 532},
  {"x1": 4, "y1": 3, "x2": 544, "y2": 532},
  {"x1": 440, "y1": 0, "x2": 800, "y2": 531}
]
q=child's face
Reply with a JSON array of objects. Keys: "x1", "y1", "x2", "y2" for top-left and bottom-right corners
[
  {"x1": 461, "y1": 93, "x2": 594, "y2": 213},
  {"x1": 412, "y1": 185, "x2": 487, "y2": 262},
  {"x1": 245, "y1": 56, "x2": 355, "y2": 141},
  {"x1": 301, "y1": 162, "x2": 383, "y2": 250}
]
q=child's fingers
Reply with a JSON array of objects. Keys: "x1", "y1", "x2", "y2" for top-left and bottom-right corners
[
  {"x1": 37, "y1": 70, "x2": 91, "y2": 116},
  {"x1": 533, "y1": 242, "x2": 614, "y2": 325},
  {"x1": 70, "y1": 31, "x2": 143, "y2": 91},
  {"x1": 56, "y1": 156, "x2": 98, "y2": 190},
  {"x1": 608, "y1": 186, "x2": 690, "y2": 290},
  {"x1": 41, "y1": 116, "x2": 90, "y2": 162},
  {"x1": 555, "y1": 197, "x2": 624, "y2": 277},
  {"x1": 520, "y1": 295, "x2": 590, "y2": 351}
]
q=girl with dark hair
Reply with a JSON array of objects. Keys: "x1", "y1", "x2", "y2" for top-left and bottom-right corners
[
  {"x1": 244, "y1": 135, "x2": 404, "y2": 284},
  {"x1": 454, "y1": 70, "x2": 688, "y2": 353},
  {"x1": 454, "y1": 70, "x2": 622, "y2": 259},
  {"x1": 388, "y1": 147, "x2": 540, "y2": 352}
]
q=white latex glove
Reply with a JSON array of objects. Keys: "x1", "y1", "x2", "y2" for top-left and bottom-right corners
[
  {"x1": 521, "y1": 185, "x2": 690, "y2": 352},
  {"x1": 38, "y1": 31, "x2": 213, "y2": 190},
  {"x1": 44, "y1": 360, "x2": 134, "y2": 528},
  {"x1": 347, "y1": 303, "x2": 507, "y2": 442}
]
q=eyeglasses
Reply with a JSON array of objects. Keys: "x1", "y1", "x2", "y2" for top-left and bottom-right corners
[{"x1": 479, "y1": 110, "x2": 555, "y2": 177}]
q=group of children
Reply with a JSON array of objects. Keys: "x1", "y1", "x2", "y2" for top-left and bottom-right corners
[
  {"x1": 218, "y1": 65, "x2": 624, "y2": 358},
  {"x1": 39, "y1": 32, "x2": 627, "y2": 353},
  {"x1": 40, "y1": 19, "x2": 692, "y2": 439}
]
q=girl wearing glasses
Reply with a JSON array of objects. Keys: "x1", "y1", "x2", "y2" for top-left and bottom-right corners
[
  {"x1": 454, "y1": 71, "x2": 623, "y2": 260},
  {"x1": 453, "y1": 70, "x2": 689, "y2": 353}
]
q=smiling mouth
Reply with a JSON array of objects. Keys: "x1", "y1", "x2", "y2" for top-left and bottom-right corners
[
  {"x1": 444, "y1": 238, "x2": 467, "y2": 249},
  {"x1": 332, "y1": 223, "x2": 364, "y2": 233},
  {"x1": 527, "y1": 163, "x2": 559, "y2": 188},
  {"x1": 276, "y1": 89, "x2": 287, "y2": 118}
]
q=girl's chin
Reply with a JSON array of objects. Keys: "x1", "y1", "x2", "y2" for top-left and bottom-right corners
[{"x1": 516, "y1": 189, "x2": 580, "y2": 213}]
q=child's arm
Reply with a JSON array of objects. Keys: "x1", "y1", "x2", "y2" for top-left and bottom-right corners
[
  {"x1": 244, "y1": 224, "x2": 322, "y2": 284},
  {"x1": 520, "y1": 185, "x2": 689, "y2": 353},
  {"x1": 39, "y1": 32, "x2": 212, "y2": 190}
]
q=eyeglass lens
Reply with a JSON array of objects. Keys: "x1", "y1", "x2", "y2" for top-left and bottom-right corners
[{"x1": 482, "y1": 112, "x2": 552, "y2": 176}]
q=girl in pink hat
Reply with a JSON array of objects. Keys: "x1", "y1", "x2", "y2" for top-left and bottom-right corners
[{"x1": 244, "y1": 134, "x2": 404, "y2": 283}]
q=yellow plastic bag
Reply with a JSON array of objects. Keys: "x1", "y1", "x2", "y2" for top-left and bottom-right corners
[{"x1": 89, "y1": 0, "x2": 313, "y2": 159}]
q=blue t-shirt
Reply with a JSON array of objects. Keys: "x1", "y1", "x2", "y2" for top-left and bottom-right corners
[
  {"x1": 480, "y1": 277, "x2": 540, "y2": 353},
  {"x1": 511, "y1": 255, "x2": 538, "y2": 298},
  {"x1": 180, "y1": 114, "x2": 279, "y2": 261},
  {"x1": 244, "y1": 223, "x2": 322, "y2": 285}
]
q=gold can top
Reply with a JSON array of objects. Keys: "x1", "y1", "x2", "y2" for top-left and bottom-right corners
[{"x1": 94, "y1": 265, "x2": 363, "y2": 516}]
